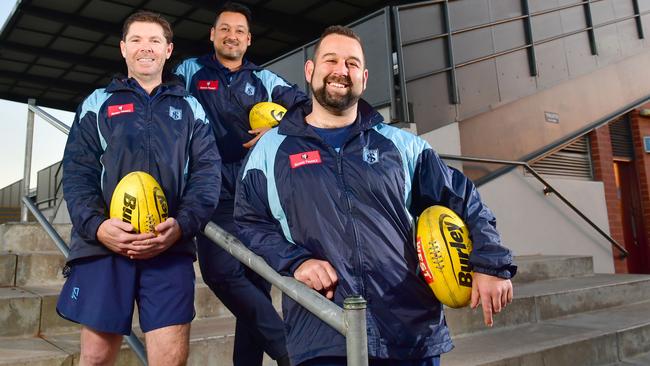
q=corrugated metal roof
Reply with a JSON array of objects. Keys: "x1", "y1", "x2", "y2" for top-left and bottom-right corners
[{"x1": 0, "y1": 0, "x2": 400, "y2": 110}]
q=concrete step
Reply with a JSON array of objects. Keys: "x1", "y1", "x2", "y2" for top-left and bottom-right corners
[
  {"x1": 514, "y1": 255, "x2": 594, "y2": 283},
  {"x1": 445, "y1": 273, "x2": 650, "y2": 336},
  {"x1": 0, "y1": 252, "x2": 16, "y2": 286},
  {"x1": 1, "y1": 281, "x2": 283, "y2": 338},
  {"x1": 442, "y1": 300, "x2": 650, "y2": 366},
  {"x1": 0, "y1": 223, "x2": 71, "y2": 253},
  {"x1": 0, "y1": 316, "x2": 278, "y2": 366},
  {"x1": 618, "y1": 351, "x2": 650, "y2": 366},
  {"x1": 15, "y1": 252, "x2": 66, "y2": 287},
  {"x1": 0, "y1": 287, "x2": 42, "y2": 337}
]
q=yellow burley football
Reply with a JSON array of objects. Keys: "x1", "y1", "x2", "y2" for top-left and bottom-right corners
[
  {"x1": 416, "y1": 205, "x2": 473, "y2": 308},
  {"x1": 109, "y1": 171, "x2": 168, "y2": 234}
]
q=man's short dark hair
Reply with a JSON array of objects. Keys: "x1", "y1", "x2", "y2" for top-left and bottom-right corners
[
  {"x1": 312, "y1": 25, "x2": 365, "y2": 62},
  {"x1": 122, "y1": 11, "x2": 173, "y2": 43},
  {"x1": 214, "y1": 2, "x2": 252, "y2": 29}
]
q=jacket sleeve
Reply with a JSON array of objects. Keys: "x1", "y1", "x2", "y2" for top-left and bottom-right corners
[
  {"x1": 271, "y1": 82, "x2": 310, "y2": 110},
  {"x1": 62, "y1": 106, "x2": 107, "y2": 242},
  {"x1": 175, "y1": 102, "x2": 222, "y2": 240},
  {"x1": 234, "y1": 160, "x2": 313, "y2": 275},
  {"x1": 411, "y1": 148, "x2": 517, "y2": 279}
]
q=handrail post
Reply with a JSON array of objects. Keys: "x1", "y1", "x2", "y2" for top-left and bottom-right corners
[
  {"x1": 21, "y1": 98, "x2": 36, "y2": 222},
  {"x1": 344, "y1": 296, "x2": 368, "y2": 366}
]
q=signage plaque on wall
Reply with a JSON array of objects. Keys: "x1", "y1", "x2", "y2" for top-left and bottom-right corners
[
  {"x1": 644, "y1": 136, "x2": 650, "y2": 153},
  {"x1": 544, "y1": 111, "x2": 560, "y2": 124}
]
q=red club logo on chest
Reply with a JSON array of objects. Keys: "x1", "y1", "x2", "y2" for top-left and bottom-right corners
[{"x1": 289, "y1": 150, "x2": 322, "y2": 169}]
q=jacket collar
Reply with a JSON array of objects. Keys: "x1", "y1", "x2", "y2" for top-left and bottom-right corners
[
  {"x1": 106, "y1": 75, "x2": 188, "y2": 97},
  {"x1": 278, "y1": 98, "x2": 384, "y2": 138},
  {"x1": 197, "y1": 53, "x2": 262, "y2": 73}
]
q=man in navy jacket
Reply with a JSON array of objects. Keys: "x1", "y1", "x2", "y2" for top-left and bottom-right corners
[
  {"x1": 234, "y1": 25, "x2": 516, "y2": 365},
  {"x1": 57, "y1": 11, "x2": 221, "y2": 365},
  {"x1": 174, "y1": 3, "x2": 306, "y2": 366}
]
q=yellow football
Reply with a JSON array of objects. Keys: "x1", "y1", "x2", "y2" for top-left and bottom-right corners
[
  {"x1": 416, "y1": 205, "x2": 473, "y2": 308},
  {"x1": 249, "y1": 102, "x2": 287, "y2": 130},
  {"x1": 109, "y1": 171, "x2": 168, "y2": 233}
]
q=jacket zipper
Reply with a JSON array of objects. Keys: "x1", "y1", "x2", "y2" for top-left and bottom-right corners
[{"x1": 333, "y1": 144, "x2": 367, "y2": 300}]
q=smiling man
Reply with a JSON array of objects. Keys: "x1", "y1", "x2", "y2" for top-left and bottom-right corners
[
  {"x1": 235, "y1": 26, "x2": 517, "y2": 366},
  {"x1": 174, "y1": 3, "x2": 306, "y2": 366},
  {"x1": 56, "y1": 11, "x2": 221, "y2": 365}
]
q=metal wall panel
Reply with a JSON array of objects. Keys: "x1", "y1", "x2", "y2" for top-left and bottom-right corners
[
  {"x1": 495, "y1": 49, "x2": 537, "y2": 102},
  {"x1": 559, "y1": 5, "x2": 587, "y2": 34},
  {"x1": 492, "y1": 20, "x2": 527, "y2": 53},
  {"x1": 590, "y1": 0, "x2": 617, "y2": 26},
  {"x1": 453, "y1": 28, "x2": 494, "y2": 64},
  {"x1": 402, "y1": 39, "x2": 447, "y2": 80},
  {"x1": 535, "y1": 39, "x2": 569, "y2": 89},
  {"x1": 406, "y1": 73, "x2": 456, "y2": 133},
  {"x1": 488, "y1": 0, "x2": 522, "y2": 22},
  {"x1": 457, "y1": 60, "x2": 499, "y2": 119},
  {"x1": 564, "y1": 32, "x2": 598, "y2": 78},
  {"x1": 529, "y1": 0, "x2": 560, "y2": 13},
  {"x1": 617, "y1": 19, "x2": 645, "y2": 58},
  {"x1": 640, "y1": 0, "x2": 650, "y2": 12},
  {"x1": 448, "y1": 0, "x2": 490, "y2": 30},
  {"x1": 532, "y1": 11, "x2": 564, "y2": 42},
  {"x1": 397, "y1": 4, "x2": 444, "y2": 42},
  {"x1": 594, "y1": 23, "x2": 623, "y2": 66},
  {"x1": 612, "y1": 1, "x2": 636, "y2": 17}
]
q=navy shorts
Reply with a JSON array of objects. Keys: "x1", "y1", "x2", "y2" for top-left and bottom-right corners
[{"x1": 56, "y1": 252, "x2": 195, "y2": 335}]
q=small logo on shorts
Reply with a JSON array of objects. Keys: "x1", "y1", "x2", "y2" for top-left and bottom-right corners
[{"x1": 71, "y1": 287, "x2": 80, "y2": 300}]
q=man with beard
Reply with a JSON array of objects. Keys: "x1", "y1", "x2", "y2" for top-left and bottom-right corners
[
  {"x1": 234, "y1": 26, "x2": 517, "y2": 365},
  {"x1": 174, "y1": 2, "x2": 305, "y2": 366}
]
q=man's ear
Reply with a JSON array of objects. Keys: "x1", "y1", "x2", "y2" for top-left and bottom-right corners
[{"x1": 305, "y1": 60, "x2": 314, "y2": 84}]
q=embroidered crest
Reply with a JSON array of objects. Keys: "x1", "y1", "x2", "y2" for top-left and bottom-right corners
[
  {"x1": 363, "y1": 147, "x2": 379, "y2": 165},
  {"x1": 169, "y1": 106, "x2": 182, "y2": 121},
  {"x1": 245, "y1": 82, "x2": 255, "y2": 96}
]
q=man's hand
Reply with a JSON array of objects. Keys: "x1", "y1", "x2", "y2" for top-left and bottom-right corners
[
  {"x1": 294, "y1": 259, "x2": 338, "y2": 299},
  {"x1": 96, "y1": 218, "x2": 155, "y2": 256},
  {"x1": 127, "y1": 218, "x2": 183, "y2": 260},
  {"x1": 470, "y1": 272, "x2": 513, "y2": 327},
  {"x1": 242, "y1": 126, "x2": 272, "y2": 148}
]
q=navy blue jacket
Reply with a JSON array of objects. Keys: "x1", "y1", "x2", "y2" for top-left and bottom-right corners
[
  {"x1": 174, "y1": 55, "x2": 308, "y2": 204},
  {"x1": 234, "y1": 99, "x2": 516, "y2": 364},
  {"x1": 62, "y1": 77, "x2": 222, "y2": 263}
]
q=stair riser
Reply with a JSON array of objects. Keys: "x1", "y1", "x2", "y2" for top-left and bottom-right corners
[
  {"x1": 618, "y1": 322, "x2": 650, "y2": 359},
  {"x1": 480, "y1": 333, "x2": 618, "y2": 366},
  {"x1": 0, "y1": 293, "x2": 40, "y2": 337},
  {"x1": 0, "y1": 253, "x2": 16, "y2": 286},
  {"x1": 515, "y1": 257, "x2": 593, "y2": 283},
  {"x1": 1, "y1": 224, "x2": 71, "y2": 253},
  {"x1": 446, "y1": 297, "x2": 537, "y2": 336},
  {"x1": 537, "y1": 280, "x2": 650, "y2": 321},
  {"x1": 15, "y1": 254, "x2": 66, "y2": 287}
]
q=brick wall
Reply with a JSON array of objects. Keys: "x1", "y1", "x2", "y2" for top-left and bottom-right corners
[
  {"x1": 630, "y1": 108, "x2": 650, "y2": 271},
  {"x1": 589, "y1": 126, "x2": 628, "y2": 273}
]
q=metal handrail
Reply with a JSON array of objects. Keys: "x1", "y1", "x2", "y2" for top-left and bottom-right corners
[
  {"x1": 440, "y1": 154, "x2": 629, "y2": 259},
  {"x1": 21, "y1": 196, "x2": 148, "y2": 364},
  {"x1": 202, "y1": 222, "x2": 369, "y2": 365},
  {"x1": 20, "y1": 101, "x2": 148, "y2": 365}
]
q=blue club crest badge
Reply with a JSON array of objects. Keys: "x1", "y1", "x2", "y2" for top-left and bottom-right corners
[
  {"x1": 363, "y1": 147, "x2": 379, "y2": 165},
  {"x1": 169, "y1": 106, "x2": 182, "y2": 121},
  {"x1": 245, "y1": 82, "x2": 255, "y2": 96}
]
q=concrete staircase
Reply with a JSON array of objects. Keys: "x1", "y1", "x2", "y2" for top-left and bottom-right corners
[
  {"x1": 443, "y1": 255, "x2": 650, "y2": 366},
  {"x1": 2, "y1": 222, "x2": 650, "y2": 365},
  {"x1": 0, "y1": 222, "x2": 280, "y2": 365}
]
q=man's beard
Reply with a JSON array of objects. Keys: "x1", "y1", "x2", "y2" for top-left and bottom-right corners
[
  {"x1": 216, "y1": 41, "x2": 243, "y2": 61},
  {"x1": 310, "y1": 74, "x2": 360, "y2": 113}
]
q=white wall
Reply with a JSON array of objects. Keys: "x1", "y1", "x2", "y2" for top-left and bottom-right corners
[{"x1": 478, "y1": 169, "x2": 615, "y2": 273}]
